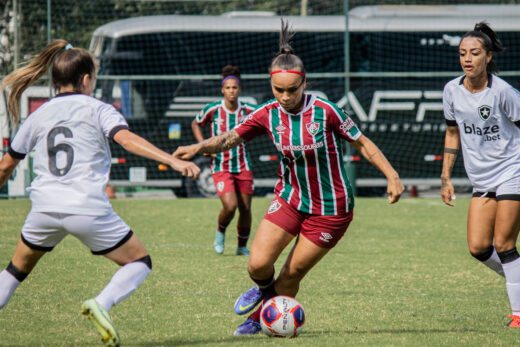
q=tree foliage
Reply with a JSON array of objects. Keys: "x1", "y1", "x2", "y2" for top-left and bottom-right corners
[{"x1": 2, "y1": 0, "x2": 520, "y2": 75}]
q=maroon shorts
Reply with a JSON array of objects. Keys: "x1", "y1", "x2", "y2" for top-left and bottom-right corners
[
  {"x1": 212, "y1": 170, "x2": 254, "y2": 197},
  {"x1": 263, "y1": 197, "x2": 353, "y2": 249}
]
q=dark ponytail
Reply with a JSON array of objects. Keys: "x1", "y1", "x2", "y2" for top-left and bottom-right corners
[
  {"x1": 269, "y1": 19, "x2": 305, "y2": 74},
  {"x1": 462, "y1": 21, "x2": 505, "y2": 74}
]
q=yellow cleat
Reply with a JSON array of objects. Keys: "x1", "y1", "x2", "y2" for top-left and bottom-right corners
[{"x1": 81, "y1": 299, "x2": 121, "y2": 347}]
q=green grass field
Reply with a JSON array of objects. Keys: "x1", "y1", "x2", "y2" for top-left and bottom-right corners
[{"x1": 0, "y1": 197, "x2": 518, "y2": 346}]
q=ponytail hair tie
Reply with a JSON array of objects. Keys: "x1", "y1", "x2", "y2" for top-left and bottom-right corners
[{"x1": 65, "y1": 43, "x2": 73, "y2": 50}]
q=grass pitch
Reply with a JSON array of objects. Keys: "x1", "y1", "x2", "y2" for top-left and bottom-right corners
[{"x1": 0, "y1": 197, "x2": 518, "y2": 346}]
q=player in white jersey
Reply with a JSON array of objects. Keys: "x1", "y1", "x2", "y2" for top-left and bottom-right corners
[
  {"x1": 441, "y1": 22, "x2": 520, "y2": 327},
  {"x1": 0, "y1": 39, "x2": 200, "y2": 346}
]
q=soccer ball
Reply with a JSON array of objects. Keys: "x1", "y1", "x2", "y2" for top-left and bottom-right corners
[{"x1": 260, "y1": 295, "x2": 305, "y2": 337}]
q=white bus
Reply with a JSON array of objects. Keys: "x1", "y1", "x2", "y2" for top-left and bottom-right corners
[{"x1": 89, "y1": 5, "x2": 520, "y2": 195}]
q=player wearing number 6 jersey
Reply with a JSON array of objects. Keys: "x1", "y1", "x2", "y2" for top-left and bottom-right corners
[
  {"x1": 192, "y1": 65, "x2": 256, "y2": 256},
  {"x1": 0, "y1": 39, "x2": 200, "y2": 346},
  {"x1": 174, "y1": 19, "x2": 404, "y2": 336},
  {"x1": 441, "y1": 22, "x2": 520, "y2": 327}
]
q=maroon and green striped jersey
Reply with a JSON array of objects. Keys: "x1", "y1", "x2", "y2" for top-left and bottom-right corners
[
  {"x1": 196, "y1": 100, "x2": 256, "y2": 173},
  {"x1": 235, "y1": 94, "x2": 361, "y2": 215}
]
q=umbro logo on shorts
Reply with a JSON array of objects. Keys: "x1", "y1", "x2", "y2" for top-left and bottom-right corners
[
  {"x1": 217, "y1": 181, "x2": 224, "y2": 192},
  {"x1": 319, "y1": 232, "x2": 333, "y2": 243},
  {"x1": 268, "y1": 200, "x2": 282, "y2": 214}
]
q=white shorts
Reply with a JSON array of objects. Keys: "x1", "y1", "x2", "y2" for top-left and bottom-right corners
[
  {"x1": 21, "y1": 210, "x2": 132, "y2": 254},
  {"x1": 472, "y1": 176, "x2": 520, "y2": 201}
]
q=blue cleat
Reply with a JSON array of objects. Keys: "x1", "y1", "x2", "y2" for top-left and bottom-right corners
[
  {"x1": 236, "y1": 246, "x2": 250, "y2": 256},
  {"x1": 234, "y1": 286, "x2": 263, "y2": 315},
  {"x1": 214, "y1": 231, "x2": 225, "y2": 255},
  {"x1": 234, "y1": 318, "x2": 261, "y2": 336}
]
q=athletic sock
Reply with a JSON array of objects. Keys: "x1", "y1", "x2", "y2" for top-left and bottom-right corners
[
  {"x1": 498, "y1": 248, "x2": 520, "y2": 315},
  {"x1": 472, "y1": 245, "x2": 505, "y2": 277},
  {"x1": 95, "y1": 260, "x2": 151, "y2": 311},
  {"x1": 250, "y1": 267, "x2": 275, "y2": 292},
  {"x1": 248, "y1": 301, "x2": 264, "y2": 322},
  {"x1": 0, "y1": 269, "x2": 22, "y2": 309},
  {"x1": 237, "y1": 227, "x2": 250, "y2": 247},
  {"x1": 217, "y1": 221, "x2": 229, "y2": 234}
]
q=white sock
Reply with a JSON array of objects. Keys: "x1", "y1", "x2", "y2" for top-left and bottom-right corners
[
  {"x1": 502, "y1": 258, "x2": 520, "y2": 314},
  {"x1": 483, "y1": 248, "x2": 505, "y2": 277},
  {"x1": 95, "y1": 261, "x2": 151, "y2": 311},
  {"x1": 0, "y1": 270, "x2": 21, "y2": 309}
]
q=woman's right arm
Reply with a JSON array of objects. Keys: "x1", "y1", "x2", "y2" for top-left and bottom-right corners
[
  {"x1": 440, "y1": 125, "x2": 460, "y2": 206},
  {"x1": 0, "y1": 154, "x2": 20, "y2": 187},
  {"x1": 113, "y1": 129, "x2": 200, "y2": 179},
  {"x1": 173, "y1": 130, "x2": 245, "y2": 160}
]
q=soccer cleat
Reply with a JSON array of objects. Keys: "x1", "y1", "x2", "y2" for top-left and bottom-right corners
[
  {"x1": 81, "y1": 299, "x2": 121, "y2": 347},
  {"x1": 236, "y1": 246, "x2": 250, "y2": 256},
  {"x1": 214, "y1": 231, "x2": 225, "y2": 254},
  {"x1": 234, "y1": 318, "x2": 262, "y2": 336},
  {"x1": 507, "y1": 314, "x2": 520, "y2": 327},
  {"x1": 234, "y1": 286, "x2": 263, "y2": 315}
]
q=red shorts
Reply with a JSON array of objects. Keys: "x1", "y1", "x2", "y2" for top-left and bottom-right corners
[
  {"x1": 263, "y1": 197, "x2": 353, "y2": 249},
  {"x1": 212, "y1": 170, "x2": 254, "y2": 197}
]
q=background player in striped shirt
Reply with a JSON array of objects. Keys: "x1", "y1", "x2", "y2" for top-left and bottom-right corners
[
  {"x1": 441, "y1": 22, "x2": 520, "y2": 327},
  {"x1": 174, "y1": 20, "x2": 404, "y2": 335},
  {"x1": 192, "y1": 65, "x2": 256, "y2": 256},
  {"x1": 0, "y1": 40, "x2": 200, "y2": 346}
]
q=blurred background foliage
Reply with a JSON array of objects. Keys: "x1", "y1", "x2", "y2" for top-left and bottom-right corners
[{"x1": 1, "y1": 0, "x2": 518, "y2": 74}]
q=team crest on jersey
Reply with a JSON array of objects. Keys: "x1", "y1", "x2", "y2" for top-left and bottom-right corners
[
  {"x1": 217, "y1": 181, "x2": 224, "y2": 192},
  {"x1": 268, "y1": 200, "x2": 282, "y2": 214},
  {"x1": 306, "y1": 121, "x2": 320, "y2": 136},
  {"x1": 478, "y1": 105, "x2": 492, "y2": 121},
  {"x1": 275, "y1": 124, "x2": 286, "y2": 135}
]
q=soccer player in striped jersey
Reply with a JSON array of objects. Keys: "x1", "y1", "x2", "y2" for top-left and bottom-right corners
[
  {"x1": 192, "y1": 65, "x2": 256, "y2": 256},
  {"x1": 0, "y1": 40, "x2": 200, "y2": 346},
  {"x1": 174, "y1": 20, "x2": 404, "y2": 335},
  {"x1": 441, "y1": 22, "x2": 520, "y2": 327}
]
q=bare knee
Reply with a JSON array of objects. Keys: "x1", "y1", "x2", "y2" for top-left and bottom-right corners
[
  {"x1": 222, "y1": 203, "x2": 237, "y2": 216},
  {"x1": 494, "y1": 237, "x2": 517, "y2": 253},
  {"x1": 104, "y1": 233, "x2": 148, "y2": 266},
  {"x1": 247, "y1": 258, "x2": 272, "y2": 279},
  {"x1": 468, "y1": 241, "x2": 493, "y2": 258}
]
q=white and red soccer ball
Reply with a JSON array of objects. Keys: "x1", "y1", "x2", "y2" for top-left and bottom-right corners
[{"x1": 260, "y1": 295, "x2": 305, "y2": 337}]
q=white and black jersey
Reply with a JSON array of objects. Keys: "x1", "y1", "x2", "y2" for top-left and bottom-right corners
[
  {"x1": 9, "y1": 93, "x2": 128, "y2": 215},
  {"x1": 443, "y1": 74, "x2": 520, "y2": 191}
]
